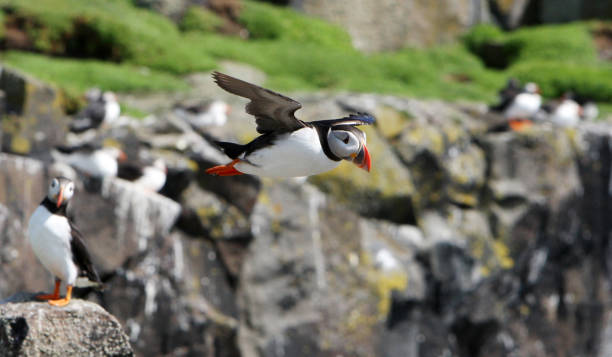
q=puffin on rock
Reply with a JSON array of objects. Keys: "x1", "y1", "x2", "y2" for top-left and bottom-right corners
[
  {"x1": 206, "y1": 72, "x2": 374, "y2": 178},
  {"x1": 27, "y1": 177, "x2": 102, "y2": 306}
]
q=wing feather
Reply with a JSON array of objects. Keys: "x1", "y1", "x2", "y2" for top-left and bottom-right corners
[
  {"x1": 213, "y1": 72, "x2": 305, "y2": 134},
  {"x1": 310, "y1": 113, "x2": 376, "y2": 127},
  {"x1": 69, "y1": 223, "x2": 102, "y2": 286}
]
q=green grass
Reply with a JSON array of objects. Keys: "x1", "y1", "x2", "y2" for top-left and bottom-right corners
[
  {"x1": 0, "y1": 0, "x2": 611, "y2": 110},
  {"x1": 180, "y1": 6, "x2": 223, "y2": 33},
  {"x1": 1, "y1": 51, "x2": 188, "y2": 96}
]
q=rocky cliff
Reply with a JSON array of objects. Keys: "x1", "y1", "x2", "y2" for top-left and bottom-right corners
[{"x1": 3, "y1": 65, "x2": 612, "y2": 356}]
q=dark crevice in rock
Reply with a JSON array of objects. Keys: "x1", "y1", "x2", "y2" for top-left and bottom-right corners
[{"x1": 451, "y1": 317, "x2": 500, "y2": 357}]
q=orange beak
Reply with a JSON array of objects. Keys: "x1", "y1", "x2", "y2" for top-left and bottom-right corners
[
  {"x1": 56, "y1": 187, "x2": 64, "y2": 208},
  {"x1": 352, "y1": 145, "x2": 371, "y2": 172},
  {"x1": 118, "y1": 150, "x2": 127, "y2": 162}
]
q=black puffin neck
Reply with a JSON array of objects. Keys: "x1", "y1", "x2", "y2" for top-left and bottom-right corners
[
  {"x1": 41, "y1": 197, "x2": 68, "y2": 216},
  {"x1": 314, "y1": 125, "x2": 341, "y2": 162}
]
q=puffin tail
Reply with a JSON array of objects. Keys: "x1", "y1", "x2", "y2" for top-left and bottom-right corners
[{"x1": 215, "y1": 141, "x2": 245, "y2": 159}]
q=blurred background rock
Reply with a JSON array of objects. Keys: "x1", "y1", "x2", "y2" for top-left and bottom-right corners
[{"x1": 2, "y1": 0, "x2": 612, "y2": 356}]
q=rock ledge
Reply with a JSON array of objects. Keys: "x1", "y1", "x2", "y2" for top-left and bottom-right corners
[{"x1": 0, "y1": 293, "x2": 133, "y2": 357}]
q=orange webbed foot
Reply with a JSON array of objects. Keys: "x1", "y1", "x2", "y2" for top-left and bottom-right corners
[
  {"x1": 205, "y1": 159, "x2": 244, "y2": 176},
  {"x1": 47, "y1": 285, "x2": 72, "y2": 307}
]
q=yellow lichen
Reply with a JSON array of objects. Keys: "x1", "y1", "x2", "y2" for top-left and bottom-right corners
[
  {"x1": 493, "y1": 240, "x2": 514, "y2": 269},
  {"x1": 10, "y1": 135, "x2": 31, "y2": 154}
]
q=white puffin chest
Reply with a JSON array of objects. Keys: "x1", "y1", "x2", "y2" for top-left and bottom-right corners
[
  {"x1": 237, "y1": 127, "x2": 340, "y2": 178},
  {"x1": 505, "y1": 93, "x2": 542, "y2": 119},
  {"x1": 27, "y1": 206, "x2": 78, "y2": 284},
  {"x1": 68, "y1": 151, "x2": 118, "y2": 177}
]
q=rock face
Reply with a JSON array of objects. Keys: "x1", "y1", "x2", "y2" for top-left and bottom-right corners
[
  {"x1": 0, "y1": 294, "x2": 133, "y2": 356},
  {"x1": 291, "y1": 0, "x2": 491, "y2": 50},
  {"x1": 4, "y1": 65, "x2": 612, "y2": 356},
  {"x1": 0, "y1": 67, "x2": 68, "y2": 158}
]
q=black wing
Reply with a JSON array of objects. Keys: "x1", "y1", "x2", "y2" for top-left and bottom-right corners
[
  {"x1": 213, "y1": 72, "x2": 305, "y2": 134},
  {"x1": 118, "y1": 162, "x2": 144, "y2": 181},
  {"x1": 70, "y1": 103, "x2": 106, "y2": 133},
  {"x1": 55, "y1": 143, "x2": 100, "y2": 154},
  {"x1": 309, "y1": 113, "x2": 376, "y2": 127},
  {"x1": 69, "y1": 223, "x2": 102, "y2": 285}
]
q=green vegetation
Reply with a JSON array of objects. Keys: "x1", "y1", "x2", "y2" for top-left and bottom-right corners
[
  {"x1": 180, "y1": 6, "x2": 224, "y2": 33},
  {"x1": 0, "y1": 0, "x2": 611, "y2": 110},
  {"x1": 2, "y1": 51, "x2": 188, "y2": 96}
]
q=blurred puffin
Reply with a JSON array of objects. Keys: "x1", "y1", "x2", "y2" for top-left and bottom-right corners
[
  {"x1": 491, "y1": 81, "x2": 541, "y2": 131},
  {"x1": 118, "y1": 158, "x2": 167, "y2": 192},
  {"x1": 173, "y1": 99, "x2": 230, "y2": 129},
  {"x1": 543, "y1": 92, "x2": 583, "y2": 127},
  {"x1": 206, "y1": 72, "x2": 374, "y2": 177},
  {"x1": 70, "y1": 91, "x2": 121, "y2": 133},
  {"x1": 52, "y1": 144, "x2": 126, "y2": 178},
  {"x1": 27, "y1": 177, "x2": 102, "y2": 306}
]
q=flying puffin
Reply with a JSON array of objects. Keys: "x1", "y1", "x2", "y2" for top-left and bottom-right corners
[
  {"x1": 206, "y1": 72, "x2": 373, "y2": 178},
  {"x1": 27, "y1": 177, "x2": 102, "y2": 306},
  {"x1": 69, "y1": 91, "x2": 121, "y2": 133},
  {"x1": 52, "y1": 144, "x2": 126, "y2": 178},
  {"x1": 118, "y1": 158, "x2": 167, "y2": 192},
  {"x1": 173, "y1": 99, "x2": 230, "y2": 129}
]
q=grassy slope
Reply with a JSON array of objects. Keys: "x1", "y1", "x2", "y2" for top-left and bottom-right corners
[{"x1": 0, "y1": 0, "x2": 610, "y2": 109}]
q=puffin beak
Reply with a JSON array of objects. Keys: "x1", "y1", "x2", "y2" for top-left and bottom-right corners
[
  {"x1": 56, "y1": 187, "x2": 64, "y2": 208},
  {"x1": 352, "y1": 145, "x2": 371, "y2": 172},
  {"x1": 118, "y1": 150, "x2": 127, "y2": 162}
]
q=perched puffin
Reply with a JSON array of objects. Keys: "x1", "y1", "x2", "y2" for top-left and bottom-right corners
[
  {"x1": 70, "y1": 91, "x2": 121, "y2": 133},
  {"x1": 490, "y1": 81, "x2": 541, "y2": 132},
  {"x1": 118, "y1": 158, "x2": 167, "y2": 192},
  {"x1": 206, "y1": 72, "x2": 373, "y2": 178},
  {"x1": 501, "y1": 82, "x2": 542, "y2": 120},
  {"x1": 52, "y1": 144, "x2": 126, "y2": 178},
  {"x1": 173, "y1": 99, "x2": 230, "y2": 128},
  {"x1": 543, "y1": 92, "x2": 583, "y2": 127},
  {"x1": 27, "y1": 177, "x2": 102, "y2": 306}
]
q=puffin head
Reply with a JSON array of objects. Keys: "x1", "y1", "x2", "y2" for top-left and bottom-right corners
[
  {"x1": 47, "y1": 177, "x2": 75, "y2": 208},
  {"x1": 525, "y1": 82, "x2": 540, "y2": 94},
  {"x1": 327, "y1": 126, "x2": 371, "y2": 172}
]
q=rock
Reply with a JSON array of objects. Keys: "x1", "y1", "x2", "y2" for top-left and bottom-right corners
[
  {"x1": 0, "y1": 67, "x2": 68, "y2": 158},
  {"x1": 0, "y1": 295, "x2": 133, "y2": 356},
  {"x1": 238, "y1": 181, "x2": 427, "y2": 357},
  {"x1": 292, "y1": 0, "x2": 492, "y2": 51},
  {"x1": 102, "y1": 231, "x2": 239, "y2": 357}
]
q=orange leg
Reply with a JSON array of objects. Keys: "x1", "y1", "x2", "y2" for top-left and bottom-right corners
[
  {"x1": 205, "y1": 159, "x2": 244, "y2": 176},
  {"x1": 48, "y1": 285, "x2": 73, "y2": 307},
  {"x1": 36, "y1": 279, "x2": 61, "y2": 300}
]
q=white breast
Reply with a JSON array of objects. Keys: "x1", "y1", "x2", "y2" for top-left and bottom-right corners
[
  {"x1": 104, "y1": 101, "x2": 121, "y2": 125},
  {"x1": 27, "y1": 206, "x2": 78, "y2": 285},
  {"x1": 133, "y1": 167, "x2": 167, "y2": 192},
  {"x1": 66, "y1": 151, "x2": 118, "y2": 177},
  {"x1": 505, "y1": 93, "x2": 542, "y2": 119},
  {"x1": 550, "y1": 100, "x2": 581, "y2": 127},
  {"x1": 236, "y1": 127, "x2": 340, "y2": 178}
]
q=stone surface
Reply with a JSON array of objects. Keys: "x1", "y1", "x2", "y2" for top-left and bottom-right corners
[
  {"x1": 4, "y1": 73, "x2": 612, "y2": 357},
  {"x1": 0, "y1": 67, "x2": 68, "y2": 158},
  {"x1": 0, "y1": 296, "x2": 133, "y2": 356},
  {"x1": 291, "y1": 0, "x2": 491, "y2": 51}
]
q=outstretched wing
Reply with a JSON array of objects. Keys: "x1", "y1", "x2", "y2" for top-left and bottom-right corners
[
  {"x1": 309, "y1": 112, "x2": 376, "y2": 127},
  {"x1": 69, "y1": 223, "x2": 102, "y2": 286},
  {"x1": 213, "y1": 72, "x2": 305, "y2": 134}
]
